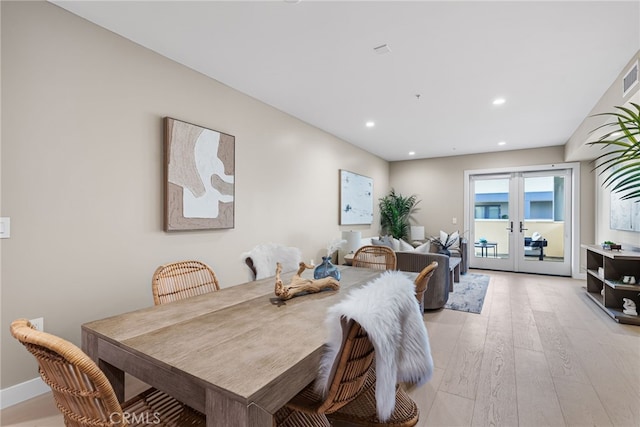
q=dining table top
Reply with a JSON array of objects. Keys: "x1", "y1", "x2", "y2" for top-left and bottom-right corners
[{"x1": 82, "y1": 265, "x2": 408, "y2": 426}]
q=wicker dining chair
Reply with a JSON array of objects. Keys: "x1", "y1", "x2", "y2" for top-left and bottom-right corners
[
  {"x1": 414, "y1": 261, "x2": 438, "y2": 313},
  {"x1": 352, "y1": 245, "x2": 397, "y2": 270},
  {"x1": 274, "y1": 318, "x2": 376, "y2": 427},
  {"x1": 10, "y1": 318, "x2": 205, "y2": 427},
  {"x1": 152, "y1": 260, "x2": 220, "y2": 305}
]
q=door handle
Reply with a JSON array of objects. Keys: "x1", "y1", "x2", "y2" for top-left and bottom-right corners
[
  {"x1": 506, "y1": 221, "x2": 513, "y2": 232},
  {"x1": 520, "y1": 221, "x2": 528, "y2": 233}
]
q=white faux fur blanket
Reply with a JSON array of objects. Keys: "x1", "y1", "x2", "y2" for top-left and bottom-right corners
[
  {"x1": 241, "y1": 243, "x2": 302, "y2": 280},
  {"x1": 314, "y1": 270, "x2": 434, "y2": 421}
]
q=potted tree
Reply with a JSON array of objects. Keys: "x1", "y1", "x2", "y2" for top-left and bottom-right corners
[
  {"x1": 378, "y1": 189, "x2": 420, "y2": 241},
  {"x1": 588, "y1": 102, "x2": 640, "y2": 201}
]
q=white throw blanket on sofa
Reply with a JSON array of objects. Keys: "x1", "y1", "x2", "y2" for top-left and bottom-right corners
[{"x1": 314, "y1": 270, "x2": 434, "y2": 421}]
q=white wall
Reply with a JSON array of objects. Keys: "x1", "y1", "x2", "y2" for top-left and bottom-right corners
[{"x1": 0, "y1": 1, "x2": 388, "y2": 389}]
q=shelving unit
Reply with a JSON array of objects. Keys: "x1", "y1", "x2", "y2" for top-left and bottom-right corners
[{"x1": 582, "y1": 244, "x2": 640, "y2": 325}]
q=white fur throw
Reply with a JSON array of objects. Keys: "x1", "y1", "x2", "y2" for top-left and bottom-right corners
[
  {"x1": 241, "y1": 243, "x2": 302, "y2": 280},
  {"x1": 314, "y1": 270, "x2": 433, "y2": 421}
]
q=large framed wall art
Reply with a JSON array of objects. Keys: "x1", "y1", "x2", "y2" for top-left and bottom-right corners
[
  {"x1": 164, "y1": 117, "x2": 235, "y2": 231},
  {"x1": 339, "y1": 169, "x2": 373, "y2": 225}
]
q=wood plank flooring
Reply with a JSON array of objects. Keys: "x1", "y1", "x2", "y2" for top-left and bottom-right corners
[{"x1": 2, "y1": 270, "x2": 639, "y2": 426}]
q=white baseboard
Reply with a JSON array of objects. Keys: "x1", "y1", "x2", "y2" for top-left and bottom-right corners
[{"x1": 0, "y1": 377, "x2": 49, "y2": 409}]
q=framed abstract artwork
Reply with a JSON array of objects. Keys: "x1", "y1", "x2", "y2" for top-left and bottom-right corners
[
  {"x1": 339, "y1": 169, "x2": 373, "y2": 225},
  {"x1": 164, "y1": 117, "x2": 235, "y2": 231}
]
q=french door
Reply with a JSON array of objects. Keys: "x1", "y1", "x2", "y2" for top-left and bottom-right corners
[{"x1": 465, "y1": 166, "x2": 573, "y2": 276}]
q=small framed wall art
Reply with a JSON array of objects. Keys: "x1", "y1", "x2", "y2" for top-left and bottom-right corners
[
  {"x1": 339, "y1": 169, "x2": 373, "y2": 225},
  {"x1": 164, "y1": 117, "x2": 235, "y2": 231}
]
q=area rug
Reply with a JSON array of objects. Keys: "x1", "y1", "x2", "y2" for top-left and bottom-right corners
[{"x1": 444, "y1": 273, "x2": 490, "y2": 314}]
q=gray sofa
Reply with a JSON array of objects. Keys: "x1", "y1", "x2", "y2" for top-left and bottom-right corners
[{"x1": 396, "y1": 251, "x2": 452, "y2": 310}]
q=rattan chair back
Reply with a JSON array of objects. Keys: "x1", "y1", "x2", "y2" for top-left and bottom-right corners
[
  {"x1": 10, "y1": 319, "x2": 205, "y2": 427},
  {"x1": 414, "y1": 261, "x2": 438, "y2": 312},
  {"x1": 318, "y1": 318, "x2": 375, "y2": 414},
  {"x1": 276, "y1": 318, "x2": 375, "y2": 426},
  {"x1": 152, "y1": 260, "x2": 220, "y2": 305},
  {"x1": 352, "y1": 245, "x2": 397, "y2": 271}
]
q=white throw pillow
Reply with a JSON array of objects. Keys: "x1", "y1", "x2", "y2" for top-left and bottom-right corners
[
  {"x1": 439, "y1": 230, "x2": 460, "y2": 250},
  {"x1": 413, "y1": 241, "x2": 432, "y2": 254},
  {"x1": 398, "y1": 239, "x2": 414, "y2": 252}
]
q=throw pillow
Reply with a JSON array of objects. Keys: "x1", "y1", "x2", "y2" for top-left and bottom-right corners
[
  {"x1": 413, "y1": 241, "x2": 432, "y2": 254},
  {"x1": 372, "y1": 236, "x2": 393, "y2": 249},
  {"x1": 398, "y1": 239, "x2": 414, "y2": 252},
  {"x1": 439, "y1": 230, "x2": 460, "y2": 250}
]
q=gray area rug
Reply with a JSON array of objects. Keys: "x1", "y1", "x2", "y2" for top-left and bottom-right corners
[{"x1": 444, "y1": 273, "x2": 490, "y2": 314}]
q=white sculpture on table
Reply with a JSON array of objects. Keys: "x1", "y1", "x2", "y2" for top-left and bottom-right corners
[{"x1": 622, "y1": 298, "x2": 637, "y2": 316}]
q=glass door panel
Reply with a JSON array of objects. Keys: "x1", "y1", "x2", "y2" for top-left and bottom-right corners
[
  {"x1": 470, "y1": 175, "x2": 514, "y2": 271},
  {"x1": 517, "y1": 171, "x2": 570, "y2": 275}
]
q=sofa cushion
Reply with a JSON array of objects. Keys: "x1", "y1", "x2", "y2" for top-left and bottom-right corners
[
  {"x1": 398, "y1": 238, "x2": 414, "y2": 251},
  {"x1": 439, "y1": 230, "x2": 460, "y2": 250}
]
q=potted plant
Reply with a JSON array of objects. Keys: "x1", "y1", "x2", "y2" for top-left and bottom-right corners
[
  {"x1": 378, "y1": 189, "x2": 420, "y2": 241},
  {"x1": 588, "y1": 102, "x2": 640, "y2": 201}
]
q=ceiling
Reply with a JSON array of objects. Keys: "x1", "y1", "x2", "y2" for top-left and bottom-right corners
[{"x1": 51, "y1": 1, "x2": 640, "y2": 161}]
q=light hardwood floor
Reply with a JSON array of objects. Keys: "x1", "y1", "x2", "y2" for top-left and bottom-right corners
[{"x1": 2, "y1": 270, "x2": 639, "y2": 426}]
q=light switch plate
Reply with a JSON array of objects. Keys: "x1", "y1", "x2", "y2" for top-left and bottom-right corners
[{"x1": 0, "y1": 217, "x2": 10, "y2": 238}]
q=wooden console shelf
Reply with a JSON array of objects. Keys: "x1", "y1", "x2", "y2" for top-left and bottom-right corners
[{"x1": 581, "y1": 244, "x2": 640, "y2": 325}]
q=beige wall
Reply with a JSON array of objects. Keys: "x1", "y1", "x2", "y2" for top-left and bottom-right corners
[
  {"x1": 0, "y1": 1, "x2": 389, "y2": 388},
  {"x1": 565, "y1": 51, "x2": 640, "y2": 252}
]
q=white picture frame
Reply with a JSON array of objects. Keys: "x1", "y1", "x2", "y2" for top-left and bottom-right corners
[{"x1": 340, "y1": 170, "x2": 373, "y2": 225}]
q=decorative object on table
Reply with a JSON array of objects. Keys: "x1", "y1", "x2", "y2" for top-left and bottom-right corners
[
  {"x1": 587, "y1": 102, "x2": 640, "y2": 202},
  {"x1": 430, "y1": 230, "x2": 460, "y2": 256},
  {"x1": 314, "y1": 238, "x2": 345, "y2": 280},
  {"x1": 164, "y1": 117, "x2": 235, "y2": 231},
  {"x1": 622, "y1": 275, "x2": 637, "y2": 284},
  {"x1": 378, "y1": 189, "x2": 420, "y2": 240},
  {"x1": 340, "y1": 169, "x2": 374, "y2": 225},
  {"x1": 274, "y1": 262, "x2": 340, "y2": 300},
  {"x1": 479, "y1": 237, "x2": 488, "y2": 244},
  {"x1": 601, "y1": 240, "x2": 622, "y2": 250},
  {"x1": 622, "y1": 298, "x2": 638, "y2": 316},
  {"x1": 444, "y1": 273, "x2": 490, "y2": 314}
]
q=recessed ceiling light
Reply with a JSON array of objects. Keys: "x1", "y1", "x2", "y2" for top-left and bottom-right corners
[
  {"x1": 408, "y1": 151, "x2": 416, "y2": 156},
  {"x1": 492, "y1": 98, "x2": 506, "y2": 105},
  {"x1": 498, "y1": 141, "x2": 507, "y2": 146},
  {"x1": 365, "y1": 121, "x2": 375, "y2": 128}
]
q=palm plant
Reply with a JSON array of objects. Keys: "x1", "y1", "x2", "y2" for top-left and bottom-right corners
[
  {"x1": 588, "y1": 102, "x2": 640, "y2": 201},
  {"x1": 378, "y1": 189, "x2": 420, "y2": 240}
]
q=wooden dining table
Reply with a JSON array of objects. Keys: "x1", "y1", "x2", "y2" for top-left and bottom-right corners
[{"x1": 81, "y1": 266, "x2": 400, "y2": 427}]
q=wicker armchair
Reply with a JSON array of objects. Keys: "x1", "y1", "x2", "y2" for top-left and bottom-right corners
[
  {"x1": 152, "y1": 260, "x2": 219, "y2": 305},
  {"x1": 274, "y1": 318, "x2": 375, "y2": 427},
  {"x1": 352, "y1": 245, "x2": 397, "y2": 270},
  {"x1": 10, "y1": 318, "x2": 205, "y2": 427},
  {"x1": 414, "y1": 261, "x2": 438, "y2": 312}
]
